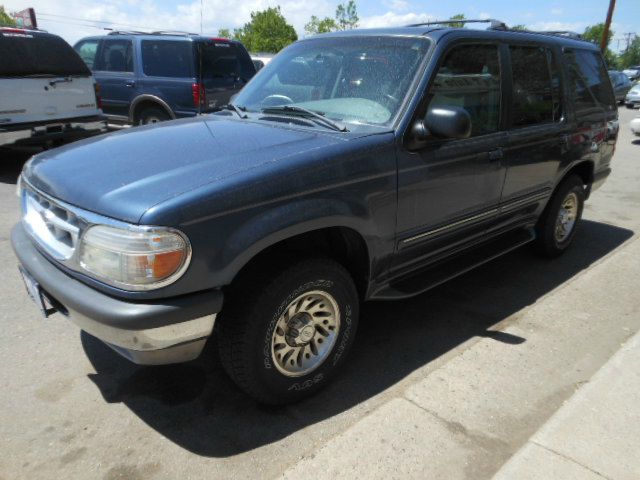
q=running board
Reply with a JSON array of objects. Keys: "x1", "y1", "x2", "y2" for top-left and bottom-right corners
[{"x1": 372, "y1": 228, "x2": 535, "y2": 300}]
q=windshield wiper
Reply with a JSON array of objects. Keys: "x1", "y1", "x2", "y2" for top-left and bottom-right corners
[
  {"x1": 261, "y1": 105, "x2": 347, "y2": 132},
  {"x1": 220, "y1": 103, "x2": 248, "y2": 119}
]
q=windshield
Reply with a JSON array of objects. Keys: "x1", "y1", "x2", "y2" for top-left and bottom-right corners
[
  {"x1": 234, "y1": 36, "x2": 431, "y2": 127},
  {"x1": 0, "y1": 32, "x2": 91, "y2": 77}
]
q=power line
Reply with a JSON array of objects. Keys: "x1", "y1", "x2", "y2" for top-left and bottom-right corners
[{"x1": 37, "y1": 12, "x2": 160, "y2": 31}]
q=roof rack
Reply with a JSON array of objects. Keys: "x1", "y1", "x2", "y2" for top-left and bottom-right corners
[
  {"x1": 407, "y1": 18, "x2": 508, "y2": 30},
  {"x1": 149, "y1": 30, "x2": 199, "y2": 36},
  {"x1": 106, "y1": 30, "x2": 148, "y2": 35},
  {"x1": 106, "y1": 30, "x2": 200, "y2": 36},
  {"x1": 528, "y1": 30, "x2": 583, "y2": 39}
]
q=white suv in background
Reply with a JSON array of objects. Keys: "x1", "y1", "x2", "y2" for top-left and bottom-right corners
[{"x1": 0, "y1": 27, "x2": 106, "y2": 150}]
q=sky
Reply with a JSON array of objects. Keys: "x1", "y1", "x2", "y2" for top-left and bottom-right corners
[{"x1": 3, "y1": 0, "x2": 639, "y2": 51}]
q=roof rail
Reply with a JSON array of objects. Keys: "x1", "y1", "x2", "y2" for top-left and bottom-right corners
[
  {"x1": 407, "y1": 18, "x2": 508, "y2": 30},
  {"x1": 106, "y1": 30, "x2": 148, "y2": 35},
  {"x1": 530, "y1": 30, "x2": 583, "y2": 39},
  {"x1": 149, "y1": 30, "x2": 199, "y2": 36}
]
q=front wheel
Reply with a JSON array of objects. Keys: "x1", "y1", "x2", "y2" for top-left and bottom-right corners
[
  {"x1": 138, "y1": 106, "x2": 171, "y2": 125},
  {"x1": 218, "y1": 258, "x2": 359, "y2": 404},
  {"x1": 534, "y1": 175, "x2": 585, "y2": 257}
]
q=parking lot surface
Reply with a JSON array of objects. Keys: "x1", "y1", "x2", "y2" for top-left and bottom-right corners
[{"x1": 1, "y1": 108, "x2": 639, "y2": 479}]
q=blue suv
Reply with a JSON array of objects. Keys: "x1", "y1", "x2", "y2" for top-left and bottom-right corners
[{"x1": 74, "y1": 31, "x2": 256, "y2": 125}]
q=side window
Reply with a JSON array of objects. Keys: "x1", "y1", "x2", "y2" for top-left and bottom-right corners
[
  {"x1": 428, "y1": 44, "x2": 501, "y2": 137},
  {"x1": 75, "y1": 40, "x2": 99, "y2": 69},
  {"x1": 141, "y1": 40, "x2": 192, "y2": 78},
  {"x1": 563, "y1": 49, "x2": 616, "y2": 112},
  {"x1": 95, "y1": 40, "x2": 134, "y2": 73},
  {"x1": 509, "y1": 45, "x2": 561, "y2": 127}
]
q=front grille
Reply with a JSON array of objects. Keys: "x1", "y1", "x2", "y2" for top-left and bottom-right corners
[{"x1": 22, "y1": 186, "x2": 81, "y2": 260}]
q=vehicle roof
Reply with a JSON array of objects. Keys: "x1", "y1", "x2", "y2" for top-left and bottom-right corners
[
  {"x1": 74, "y1": 32, "x2": 242, "y2": 44},
  {"x1": 309, "y1": 25, "x2": 599, "y2": 50},
  {"x1": 0, "y1": 27, "x2": 60, "y2": 40}
]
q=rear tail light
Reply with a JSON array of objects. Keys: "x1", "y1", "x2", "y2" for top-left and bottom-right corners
[
  {"x1": 192, "y1": 82, "x2": 206, "y2": 109},
  {"x1": 94, "y1": 83, "x2": 102, "y2": 110}
]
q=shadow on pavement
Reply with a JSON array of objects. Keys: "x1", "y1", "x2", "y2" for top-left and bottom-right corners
[
  {"x1": 82, "y1": 219, "x2": 634, "y2": 457},
  {"x1": 0, "y1": 149, "x2": 37, "y2": 184}
]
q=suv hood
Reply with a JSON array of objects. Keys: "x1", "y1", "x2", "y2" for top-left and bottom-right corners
[{"x1": 23, "y1": 116, "x2": 347, "y2": 223}]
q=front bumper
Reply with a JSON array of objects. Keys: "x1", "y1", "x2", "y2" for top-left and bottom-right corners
[
  {"x1": 11, "y1": 223, "x2": 223, "y2": 365},
  {"x1": 625, "y1": 95, "x2": 640, "y2": 108},
  {"x1": 0, "y1": 115, "x2": 107, "y2": 148}
]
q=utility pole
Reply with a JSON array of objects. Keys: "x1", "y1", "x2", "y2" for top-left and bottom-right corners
[
  {"x1": 601, "y1": 0, "x2": 616, "y2": 51},
  {"x1": 622, "y1": 32, "x2": 635, "y2": 52}
]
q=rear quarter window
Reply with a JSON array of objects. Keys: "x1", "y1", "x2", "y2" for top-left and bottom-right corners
[
  {"x1": 0, "y1": 32, "x2": 91, "y2": 77},
  {"x1": 563, "y1": 49, "x2": 616, "y2": 112},
  {"x1": 197, "y1": 41, "x2": 256, "y2": 84},
  {"x1": 141, "y1": 40, "x2": 193, "y2": 78}
]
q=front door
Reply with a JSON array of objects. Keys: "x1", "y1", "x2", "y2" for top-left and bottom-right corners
[{"x1": 393, "y1": 42, "x2": 508, "y2": 277}]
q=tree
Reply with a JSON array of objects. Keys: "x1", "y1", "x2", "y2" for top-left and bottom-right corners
[
  {"x1": 620, "y1": 37, "x2": 640, "y2": 69},
  {"x1": 335, "y1": 0, "x2": 358, "y2": 30},
  {"x1": 217, "y1": 28, "x2": 232, "y2": 39},
  {"x1": 0, "y1": 5, "x2": 16, "y2": 26},
  {"x1": 304, "y1": 15, "x2": 338, "y2": 35},
  {"x1": 447, "y1": 13, "x2": 465, "y2": 28},
  {"x1": 511, "y1": 24, "x2": 527, "y2": 31},
  {"x1": 234, "y1": 7, "x2": 297, "y2": 53}
]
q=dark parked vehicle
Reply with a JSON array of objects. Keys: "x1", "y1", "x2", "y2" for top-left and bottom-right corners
[
  {"x1": 609, "y1": 70, "x2": 632, "y2": 103},
  {"x1": 14, "y1": 21, "x2": 617, "y2": 404},
  {"x1": 73, "y1": 32, "x2": 256, "y2": 125}
]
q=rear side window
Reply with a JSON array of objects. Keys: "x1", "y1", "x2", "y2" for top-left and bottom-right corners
[
  {"x1": 564, "y1": 49, "x2": 616, "y2": 112},
  {"x1": 428, "y1": 44, "x2": 501, "y2": 137},
  {"x1": 95, "y1": 39, "x2": 134, "y2": 72},
  {"x1": 141, "y1": 40, "x2": 193, "y2": 78},
  {"x1": 75, "y1": 39, "x2": 99, "y2": 69},
  {"x1": 0, "y1": 32, "x2": 90, "y2": 77},
  {"x1": 197, "y1": 41, "x2": 256, "y2": 86},
  {"x1": 509, "y1": 45, "x2": 562, "y2": 127}
]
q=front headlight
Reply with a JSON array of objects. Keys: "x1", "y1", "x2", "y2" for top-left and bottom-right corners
[{"x1": 78, "y1": 225, "x2": 191, "y2": 290}]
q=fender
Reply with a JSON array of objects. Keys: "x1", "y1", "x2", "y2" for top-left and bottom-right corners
[{"x1": 129, "y1": 95, "x2": 176, "y2": 122}]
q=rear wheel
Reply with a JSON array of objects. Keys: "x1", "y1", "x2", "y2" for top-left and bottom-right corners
[
  {"x1": 218, "y1": 258, "x2": 359, "y2": 404},
  {"x1": 534, "y1": 175, "x2": 585, "y2": 257},
  {"x1": 138, "y1": 106, "x2": 171, "y2": 125}
]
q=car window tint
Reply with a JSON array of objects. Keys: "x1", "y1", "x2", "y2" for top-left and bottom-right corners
[
  {"x1": 197, "y1": 41, "x2": 255, "y2": 88},
  {"x1": 563, "y1": 49, "x2": 616, "y2": 112},
  {"x1": 96, "y1": 40, "x2": 133, "y2": 73},
  {"x1": 509, "y1": 45, "x2": 561, "y2": 127},
  {"x1": 75, "y1": 39, "x2": 99, "y2": 69},
  {"x1": 141, "y1": 40, "x2": 192, "y2": 78},
  {"x1": 428, "y1": 44, "x2": 501, "y2": 137},
  {"x1": 0, "y1": 32, "x2": 90, "y2": 77}
]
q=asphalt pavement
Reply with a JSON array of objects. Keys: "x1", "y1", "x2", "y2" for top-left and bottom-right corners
[{"x1": 0, "y1": 107, "x2": 639, "y2": 480}]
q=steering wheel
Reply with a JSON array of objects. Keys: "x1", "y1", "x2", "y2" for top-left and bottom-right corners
[{"x1": 261, "y1": 94, "x2": 294, "y2": 107}]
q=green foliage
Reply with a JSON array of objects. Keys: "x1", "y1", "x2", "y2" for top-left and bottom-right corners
[
  {"x1": 0, "y1": 5, "x2": 16, "y2": 26},
  {"x1": 447, "y1": 13, "x2": 465, "y2": 28},
  {"x1": 619, "y1": 37, "x2": 640, "y2": 69},
  {"x1": 511, "y1": 24, "x2": 527, "y2": 31},
  {"x1": 582, "y1": 23, "x2": 613, "y2": 48},
  {"x1": 335, "y1": 0, "x2": 358, "y2": 30},
  {"x1": 217, "y1": 28, "x2": 232, "y2": 39},
  {"x1": 233, "y1": 6, "x2": 298, "y2": 53},
  {"x1": 304, "y1": 1, "x2": 358, "y2": 36},
  {"x1": 304, "y1": 15, "x2": 338, "y2": 35}
]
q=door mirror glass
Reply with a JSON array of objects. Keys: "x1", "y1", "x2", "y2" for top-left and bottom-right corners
[{"x1": 416, "y1": 106, "x2": 472, "y2": 140}]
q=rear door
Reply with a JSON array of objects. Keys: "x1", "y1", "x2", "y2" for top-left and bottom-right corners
[
  {"x1": 497, "y1": 43, "x2": 567, "y2": 228},
  {"x1": 196, "y1": 40, "x2": 256, "y2": 110},
  {"x1": 0, "y1": 30, "x2": 100, "y2": 125},
  {"x1": 92, "y1": 38, "x2": 136, "y2": 117}
]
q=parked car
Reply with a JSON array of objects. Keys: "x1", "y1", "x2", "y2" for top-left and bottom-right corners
[
  {"x1": 13, "y1": 22, "x2": 617, "y2": 404},
  {"x1": 631, "y1": 115, "x2": 640, "y2": 136},
  {"x1": 609, "y1": 70, "x2": 633, "y2": 103},
  {"x1": 625, "y1": 83, "x2": 640, "y2": 109},
  {"x1": 250, "y1": 52, "x2": 275, "y2": 71},
  {"x1": 73, "y1": 31, "x2": 256, "y2": 125},
  {"x1": 0, "y1": 27, "x2": 106, "y2": 150},
  {"x1": 622, "y1": 66, "x2": 640, "y2": 81}
]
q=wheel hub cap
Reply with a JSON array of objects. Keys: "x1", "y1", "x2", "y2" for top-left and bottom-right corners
[
  {"x1": 271, "y1": 290, "x2": 340, "y2": 377},
  {"x1": 555, "y1": 192, "x2": 578, "y2": 243}
]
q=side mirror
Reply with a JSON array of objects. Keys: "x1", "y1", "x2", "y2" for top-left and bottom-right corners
[{"x1": 412, "y1": 106, "x2": 472, "y2": 141}]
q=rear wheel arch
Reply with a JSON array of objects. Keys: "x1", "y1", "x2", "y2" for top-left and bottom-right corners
[{"x1": 130, "y1": 96, "x2": 175, "y2": 124}]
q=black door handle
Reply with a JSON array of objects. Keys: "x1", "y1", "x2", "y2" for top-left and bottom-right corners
[{"x1": 487, "y1": 147, "x2": 503, "y2": 160}]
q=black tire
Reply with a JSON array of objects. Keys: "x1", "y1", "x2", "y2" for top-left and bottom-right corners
[
  {"x1": 534, "y1": 175, "x2": 585, "y2": 258},
  {"x1": 626, "y1": 103, "x2": 635, "y2": 110},
  {"x1": 137, "y1": 106, "x2": 171, "y2": 125},
  {"x1": 218, "y1": 258, "x2": 359, "y2": 404}
]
